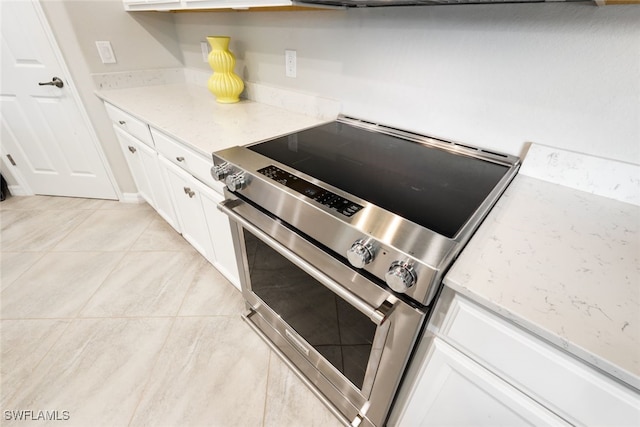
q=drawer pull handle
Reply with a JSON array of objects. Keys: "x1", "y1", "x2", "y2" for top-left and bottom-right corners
[
  {"x1": 176, "y1": 156, "x2": 185, "y2": 162},
  {"x1": 183, "y1": 187, "x2": 195, "y2": 198},
  {"x1": 118, "y1": 120, "x2": 126, "y2": 125},
  {"x1": 128, "y1": 146, "x2": 136, "y2": 154}
]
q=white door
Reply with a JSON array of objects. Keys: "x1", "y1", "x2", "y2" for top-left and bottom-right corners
[{"x1": 0, "y1": 0, "x2": 117, "y2": 199}]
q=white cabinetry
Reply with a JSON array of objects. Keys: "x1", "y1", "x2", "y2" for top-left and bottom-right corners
[
  {"x1": 153, "y1": 128, "x2": 241, "y2": 290},
  {"x1": 109, "y1": 115, "x2": 179, "y2": 232},
  {"x1": 391, "y1": 288, "x2": 640, "y2": 426},
  {"x1": 104, "y1": 101, "x2": 241, "y2": 290},
  {"x1": 200, "y1": 189, "x2": 240, "y2": 288},
  {"x1": 123, "y1": 0, "x2": 297, "y2": 11},
  {"x1": 395, "y1": 338, "x2": 568, "y2": 427},
  {"x1": 114, "y1": 126, "x2": 154, "y2": 205},
  {"x1": 160, "y1": 156, "x2": 215, "y2": 260}
]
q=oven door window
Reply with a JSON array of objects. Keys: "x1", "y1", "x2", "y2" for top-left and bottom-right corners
[{"x1": 244, "y1": 230, "x2": 377, "y2": 390}]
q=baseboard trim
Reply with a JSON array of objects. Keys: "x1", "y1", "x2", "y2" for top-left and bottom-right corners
[
  {"x1": 6, "y1": 185, "x2": 30, "y2": 196},
  {"x1": 119, "y1": 192, "x2": 145, "y2": 204}
]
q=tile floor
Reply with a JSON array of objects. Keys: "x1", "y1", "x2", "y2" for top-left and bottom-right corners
[{"x1": 0, "y1": 195, "x2": 343, "y2": 427}]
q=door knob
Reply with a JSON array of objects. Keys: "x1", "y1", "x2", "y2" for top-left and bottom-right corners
[{"x1": 38, "y1": 77, "x2": 64, "y2": 88}]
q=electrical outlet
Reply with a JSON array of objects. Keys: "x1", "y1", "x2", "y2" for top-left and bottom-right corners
[
  {"x1": 201, "y1": 42, "x2": 210, "y2": 63},
  {"x1": 95, "y1": 41, "x2": 116, "y2": 64},
  {"x1": 285, "y1": 49, "x2": 296, "y2": 78}
]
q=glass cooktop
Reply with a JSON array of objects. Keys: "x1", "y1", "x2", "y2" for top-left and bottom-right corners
[{"x1": 249, "y1": 121, "x2": 509, "y2": 238}]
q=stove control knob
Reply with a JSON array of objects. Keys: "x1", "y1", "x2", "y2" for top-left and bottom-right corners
[
  {"x1": 211, "y1": 162, "x2": 230, "y2": 181},
  {"x1": 226, "y1": 172, "x2": 246, "y2": 192},
  {"x1": 347, "y1": 239, "x2": 375, "y2": 269},
  {"x1": 385, "y1": 261, "x2": 417, "y2": 293}
]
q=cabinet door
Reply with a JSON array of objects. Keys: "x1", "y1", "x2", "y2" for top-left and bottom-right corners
[
  {"x1": 114, "y1": 126, "x2": 154, "y2": 205},
  {"x1": 138, "y1": 147, "x2": 180, "y2": 233},
  {"x1": 200, "y1": 189, "x2": 241, "y2": 290},
  {"x1": 394, "y1": 338, "x2": 568, "y2": 427},
  {"x1": 439, "y1": 293, "x2": 640, "y2": 426},
  {"x1": 159, "y1": 157, "x2": 214, "y2": 260}
]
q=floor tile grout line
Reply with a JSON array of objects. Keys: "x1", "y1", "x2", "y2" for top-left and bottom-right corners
[
  {"x1": 0, "y1": 251, "x2": 47, "y2": 296},
  {"x1": 172, "y1": 257, "x2": 209, "y2": 317},
  {"x1": 0, "y1": 315, "x2": 180, "y2": 321},
  {"x1": 0, "y1": 314, "x2": 238, "y2": 321},
  {"x1": 1, "y1": 208, "x2": 90, "y2": 253},
  {"x1": 0, "y1": 316, "x2": 76, "y2": 408},
  {"x1": 125, "y1": 209, "x2": 158, "y2": 252},
  {"x1": 70, "y1": 250, "x2": 128, "y2": 320},
  {"x1": 262, "y1": 350, "x2": 273, "y2": 427},
  {"x1": 3, "y1": 196, "x2": 332, "y2": 426},
  {"x1": 125, "y1": 315, "x2": 180, "y2": 427},
  {"x1": 63, "y1": 204, "x2": 124, "y2": 318},
  {"x1": 47, "y1": 207, "x2": 103, "y2": 252}
]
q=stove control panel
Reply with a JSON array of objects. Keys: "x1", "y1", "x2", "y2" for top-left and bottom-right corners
[
  {"x1": 347, "y1": 239, "x2": 376, "y2": 269},
  {"x1": 385, "y1": 261, "x2": 417, "y2": 293},
  {"x1": 258, "y1": 165, "x2": 363, "y2": 218},
  {"x1": 226, "y1": 171, "x2": 247, "y2": 192}
]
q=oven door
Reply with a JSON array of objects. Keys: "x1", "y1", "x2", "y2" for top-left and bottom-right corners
[{"x1": 218, "y1": 194, "x2": 426, "y2": 427}]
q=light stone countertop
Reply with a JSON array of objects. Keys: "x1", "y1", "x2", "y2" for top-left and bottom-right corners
[
  {"x1": 96, "y1": 80, "x2": 639, "y2": 390},
  {"x1": 444, "y1": 173, "x2": 640, "y2": 390},
  {"x1": 96, "y1": 83, "x2": 328, "y2": 158}
]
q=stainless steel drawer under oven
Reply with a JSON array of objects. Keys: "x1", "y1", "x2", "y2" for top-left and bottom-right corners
[{"x1": 211, "y1": 116, "x2": 520, "y2": 427}]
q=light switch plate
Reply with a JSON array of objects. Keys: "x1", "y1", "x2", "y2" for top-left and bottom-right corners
[{"x1": 95, "y1": 41, "x2": 116, "y2": 64}]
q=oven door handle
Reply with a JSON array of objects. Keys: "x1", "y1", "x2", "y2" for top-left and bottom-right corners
[{"x1": 219, "y1": 201, "x2": 389, "y2": 326}]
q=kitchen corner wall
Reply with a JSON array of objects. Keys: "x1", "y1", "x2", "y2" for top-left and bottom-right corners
[
  {"x1": 173, "y1": 4, "x2": 640, "y2": 165},
  {"x1": 40, "y1": 0, "x2": 184, "y2": 194}
]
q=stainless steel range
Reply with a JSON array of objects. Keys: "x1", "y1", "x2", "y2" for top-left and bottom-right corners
[{"x1": 211, "y1": 116, "x2": 519, "y2": 426}]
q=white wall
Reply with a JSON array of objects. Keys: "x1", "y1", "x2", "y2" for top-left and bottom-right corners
[
  {"x1": 41, "y1": 0, "x2": 183, "y2": 194},
  {"x1": 174, "y1": 4, "x2": 640, "y2": 165}
]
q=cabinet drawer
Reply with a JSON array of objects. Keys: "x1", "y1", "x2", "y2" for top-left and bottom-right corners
[
  {"x1": 439, "y1": 293, "x2": 640, "y2": 426},
  {"x1": 151, "y1": 128, "x2": 218, "y2": 190},
  {"x1": 104, "y1": 102, "x2": 154, "y2": 147}
]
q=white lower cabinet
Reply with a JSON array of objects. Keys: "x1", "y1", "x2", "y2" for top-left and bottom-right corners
[
  {"x1": 107, "y1": 101, "x2": 241, "y2": 292},
  {"x1": 159, "y1": 156, "x2": 215, "y2": 260},
  {"x1": 200, "y1": 189, "x2": 241, "y2": 290},
  {"x1": 114, "y1": 126, "x2": 154, "y2": 206},
  {"x1": 114, "y1": 126, "x2": 179, "y2": 232},
  {"x1": 394, "y1": 338, "x2": 567, "y2": 427},
  {"x1": 157, "y1": 152, "x2": 241, "y2": 290},
  {"x1": 391, "y1": 289, "x2": 640, "y2": 427}
]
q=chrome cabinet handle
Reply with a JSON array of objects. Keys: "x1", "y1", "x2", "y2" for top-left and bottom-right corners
[
  {"x1": 218, "y1": 200, "x2": 388, "y2": 326},
  {"x1": 38, "y1": 76, "x2": 64, "y2": 88},
  {"x1": 128, "y1": 146, "x2": 136, "y2": 153},
  {"x1": 183, "y1": 187, "x2": 195, "y2": 198},
  {"x1": 176, "y1": 156, "x2": 185, "y2": 162}
]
